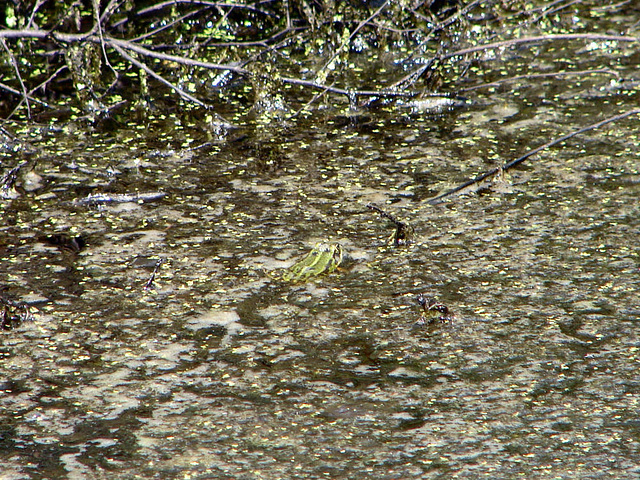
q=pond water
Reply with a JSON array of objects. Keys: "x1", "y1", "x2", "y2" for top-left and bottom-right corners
[{"x1": 2, "y1": 23, "x2": 640, "y2": 480}]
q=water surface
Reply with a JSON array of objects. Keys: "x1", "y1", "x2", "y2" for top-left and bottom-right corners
[{"x1": 1, "y1": 19, "x2": 640, "y2": 480}]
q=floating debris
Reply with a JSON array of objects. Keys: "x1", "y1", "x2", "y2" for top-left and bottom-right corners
[
  {"x1": 414, "y1": 294, "x2": 454, "y2": 326},
  {"x1": 75, "y1": 191, "x2": 166, "y2": 206},
  {"x1": 39, "y1": 233, "x2": 86, "y2": 253},
  {"x1": 1, "y1": 296, "x2": 35, "y2": 330}
]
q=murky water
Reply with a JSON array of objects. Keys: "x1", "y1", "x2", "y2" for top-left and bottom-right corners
[{"x1": 2, "y1": 23, "x2": 640, "y2": 480}]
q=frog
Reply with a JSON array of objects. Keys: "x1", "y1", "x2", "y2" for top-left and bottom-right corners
[{"x1": 281, "y1": 242, "x2": 343, "y2": 282}]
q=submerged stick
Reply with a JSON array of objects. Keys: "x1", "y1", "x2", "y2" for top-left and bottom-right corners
[
  {"x1": 366, "y1": 203, "x2": 413, "y2": 246},
  {"x1": 144, "y1": 258, "x2": 164, "y2": 290},
  {"x1": 75, "y1": 191, "x2": 166, "y2": 206},
  {"x1": 427, "y1": 108, "x2": 640, "y2": 205}
]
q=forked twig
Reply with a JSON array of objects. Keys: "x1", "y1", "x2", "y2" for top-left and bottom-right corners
[{"x1": 0, "y1": 81, "x2": 50, "y2": 109}]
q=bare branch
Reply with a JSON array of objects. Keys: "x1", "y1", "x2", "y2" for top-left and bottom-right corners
[
  {"x1": 0, "y1": 8, "x2": 637, "y2": 115},
  {"x1": 105, "y1": 35, "x2": 248, "y2": 74},
  {"x1": 27, "y1": 0, "x2": 48, "y2": 29}
]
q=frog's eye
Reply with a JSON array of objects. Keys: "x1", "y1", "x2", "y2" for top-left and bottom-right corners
[{"x1": 332, "y1": 245, "x2": 343, "y2": 262}]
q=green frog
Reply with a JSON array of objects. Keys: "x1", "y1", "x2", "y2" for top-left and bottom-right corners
[{"x1": 281, "y1": 242, "x2": 343, "y2": 282}]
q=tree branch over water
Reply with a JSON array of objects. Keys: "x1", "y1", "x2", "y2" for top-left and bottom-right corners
[{"x1": 0, "y1": 1, "x2": 638, "y2": 120}]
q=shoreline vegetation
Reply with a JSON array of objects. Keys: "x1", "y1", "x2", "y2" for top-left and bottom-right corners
[{"x1": 1, "y1": 1, "x2": 637, "y2": 123}]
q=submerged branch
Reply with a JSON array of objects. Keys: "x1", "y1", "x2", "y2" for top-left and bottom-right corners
[{"x1": 427, "y1": 108, "x2": 640, "y2": 205}]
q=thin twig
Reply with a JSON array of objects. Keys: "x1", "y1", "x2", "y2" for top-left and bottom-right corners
[
  {"x1": 136, "y1": 0, "x2": 271, "y2": 17},
  {"x1": 111, "y1": 42, "x2": 210, "y2": 107},
  {"x1": 392, "y1": 32, "x2": 637, "y2": 96},
  {"x1": 144, "y1": 258, "x2": 164, "y2": 290},
  {"x1": 204, "y1": 26, "x2": 303, "y2": 48},
  {"x1": 402, "y1": 0, "x2": 485, "y2": 67},
  {"x1": 92, "y1": 0, "x2": 119, "y2": 94},
  {"x1": 27, "y1": 0, "x2": 48, "y2": 29},
  {"x1": 99, "y1": 0, "x2": 123, "y2": 24},
  {"x1": 289, "y1": 84, "x2": 332, "y2": 119},
  {"x1": 526, "y1": 0, "x2": 584, "y2": 26},
  {"x1": 0, "y1": 81, "x2": 50, "y2": 108},
  {"x1": 106, "y1": 36, "x2": 248, "y2": 74},
  {"x1": 5, "y1": 65, "x2": 66, "y2": 117},
  {"x1": 30, "y1": 65, "x2": 68, "y2": 95},
  {"x1": 130, "y1": 7, "x2": 209, "y2": 43},
  {"x1": 427, "y1": 108, "x2": 640, "y2": 205},
  {"x1": 278, "y1": 75, "x2": 417, "y2": 99},
  {"x1": 0, "y1": 38, "x2": 31, "y2": 118}
]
